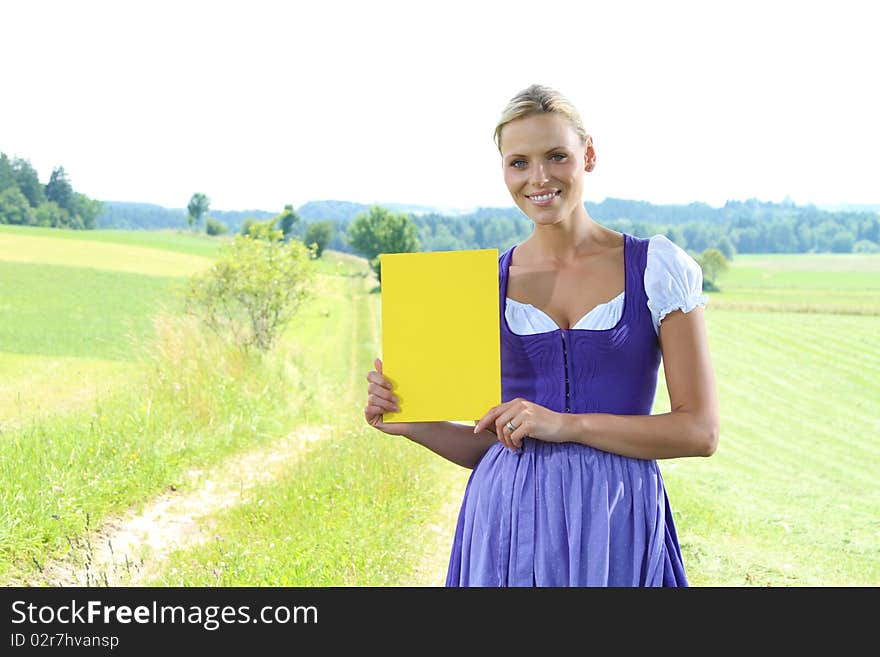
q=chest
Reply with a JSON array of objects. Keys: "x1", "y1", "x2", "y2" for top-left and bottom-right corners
[{"x1": 506, "y1": 250, "x2": 625, "y2": 330}]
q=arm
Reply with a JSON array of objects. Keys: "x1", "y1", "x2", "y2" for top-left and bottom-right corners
[
  {"x1": 364, "y1": 357, "x2": 497, "y2": 469},
  {"x1": 568, "y1": 306, "x2": 719, "y2": 458},
  {"x1": 476, "y1": 307, "x2": 719, "y2": 460},
  {"x1": 405, "y1": 422, "x2": 497, "y2": 470}
]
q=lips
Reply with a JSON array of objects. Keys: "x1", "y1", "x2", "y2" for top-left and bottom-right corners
[{"x1": 525, "y1": 190, "x2": 561, "y2": 205}]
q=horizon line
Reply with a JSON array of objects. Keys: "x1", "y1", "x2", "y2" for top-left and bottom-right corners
[{"x1": 96, "y1": 196, "x2": 880, "y2": 215}]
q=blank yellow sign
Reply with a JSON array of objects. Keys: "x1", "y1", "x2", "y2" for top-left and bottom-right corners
[{"x1": 380, "y1": 248, "x2": 501, "y2": 423}]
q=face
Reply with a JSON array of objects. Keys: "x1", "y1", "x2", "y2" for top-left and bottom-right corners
[{"x1": 499, "y1": 112, "x2": 595, "y2": 226}]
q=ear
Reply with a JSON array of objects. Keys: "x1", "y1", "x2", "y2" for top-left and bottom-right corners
[{"x1": 584, "y1": 135, "x2": 596, "y2": 172}]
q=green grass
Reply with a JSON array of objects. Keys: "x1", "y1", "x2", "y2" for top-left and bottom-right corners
[
  {"x1": 0, "y1": 261, "x2": 186, "y2": 360},
  {"x1": 0, "y1": 316, "x2": 314, "y2": 583},
  {"x1": 0, "y1": 224, "x2": 227, "y2": 259},
  {"x1": 148, "y1": 426, "x2": 457, "y2": 586},
  {"x1": 0, "y1": 229, "x2": 214, "y2": 276},
  {"x1": 0, "y1": 352, "x2": 138, "y2": 426},
  {"x1": 1, "y1": 231, "x2": 878, "y2": 587},
  {"x1": 655, "y1": 310, "x2": 879, "y2": 585},
  {"x1": 149, "y1": 263, "x2": 466, "y2": 585},
  {"x1": 708, "y1": 253, "x2": 880, "y2": 314},
  {"x1": 0, "y1": 246, "x2": 466, "y2": 587}
]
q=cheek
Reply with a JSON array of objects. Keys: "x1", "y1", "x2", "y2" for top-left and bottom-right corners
[
  {"x1": 503, "y1": 169, "x2": 522, "y2": 190},
  {"x1": 559, "y1": 164, "x2": 584, "y2": 189}
]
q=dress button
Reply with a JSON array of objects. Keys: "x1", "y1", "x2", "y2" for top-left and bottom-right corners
[{"x1": 565, "y1": 407, "x2": 570, "y2": 412}]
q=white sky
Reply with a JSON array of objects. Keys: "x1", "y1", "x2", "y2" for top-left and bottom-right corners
[{"x1": 1, "y1": 0, "x2": 877, "y2": 212}]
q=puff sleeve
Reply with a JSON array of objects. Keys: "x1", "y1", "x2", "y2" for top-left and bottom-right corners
[{"x1": 644, "y1": 234, "x2": 709, "y2": 335}]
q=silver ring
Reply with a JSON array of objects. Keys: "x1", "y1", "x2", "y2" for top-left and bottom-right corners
[{"x1": 505, "y1": 420, "x2": 517, "y2": 432}]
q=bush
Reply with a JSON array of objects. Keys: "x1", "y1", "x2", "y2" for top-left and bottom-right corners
[
  {"x1": 305, "y1": 220, "x2": 334, "y2": 258},
  {"x1": 185, "y1": 233, "x2": 316, "y2": 352},
  {"x1": 205, "y1": 217, "x2": 228, "y2": 236},
  {"x1": 697, "y1": 248, "x2": 729, "y2": 292}
]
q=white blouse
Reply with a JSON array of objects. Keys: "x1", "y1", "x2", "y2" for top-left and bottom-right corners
[{"x1": 505, "y1": 234, "x2": 708, "y2": 335}]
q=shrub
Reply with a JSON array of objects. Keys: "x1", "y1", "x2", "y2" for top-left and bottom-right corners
[{"x1": 185, "y1": 233, "x2": 316, "y2": 352}]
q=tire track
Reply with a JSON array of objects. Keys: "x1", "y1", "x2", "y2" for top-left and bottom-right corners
[{"x1": 20, "y1": 425, "x2": 331, "y2": 587}]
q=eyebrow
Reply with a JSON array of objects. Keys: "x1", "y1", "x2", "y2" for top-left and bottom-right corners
[{"x1": 504, "y1": 146, "x2": 568, "y2": 160}]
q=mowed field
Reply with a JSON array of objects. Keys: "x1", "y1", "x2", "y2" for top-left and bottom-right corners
[
  {"x1": 1, "y1": 225, "x2": 877, "y2": 586},
  {"x1": 0, "y1": 225, "x2": 222, "y2": 423},
  {"x1": 660, "y1": 252, "x2": 880, "y2": 585}
]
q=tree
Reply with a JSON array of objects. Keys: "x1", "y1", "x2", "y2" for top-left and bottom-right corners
[
  {"x1": 715, "y1": 235, "x2": 736, "y2": 260},
  {"x1": 0, "y1": 187, "x2": 35, "y2": 225},
  {"x1": 346, "y1": 205, "x2": 420, "y2": 282},
  {"x1": 830, "y1": 231, "x2": 855, "y2": 253},
  {"x1": 697, "y1": 248, "x2": 729, "y2": 292},
  {"x1": 304, "y1": 220, "x2": 334, "y2": 258},
  {"x1": 185, "y1": 233, "x2": 316, "y2": 352},
  {"x1": 11, "y1": 157, "x2": 45, "y2": 207},
  {"x1": 0, "y1": 153, "x2": 14, "y2": 193},
  {"x1": 275, "y1": 204, "x2": 301, "y2": 240},
  {"x1": 45, "y1": 167, "x2": 73, "y2": 212},
  {"x1": 34, "y1": 201, "x2": 69, "y2": 228},
  {"x1": 187, "y1": 192, "x2": 210, "y2": 231},
  {"x1": 70, "y1": 192, "x2": 102, "y2": 229}
]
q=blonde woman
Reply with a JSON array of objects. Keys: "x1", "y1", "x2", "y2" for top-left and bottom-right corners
[{"x1": 365, "y1": 84, "x2": 719, "y2": 586}]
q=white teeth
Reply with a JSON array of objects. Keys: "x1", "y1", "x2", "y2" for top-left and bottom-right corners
[{"x1": 529, "y1": 192, "x2": 556, "y2": 202}]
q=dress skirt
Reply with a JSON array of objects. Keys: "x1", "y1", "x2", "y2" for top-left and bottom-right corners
[{"x1": 445, "y1": 438, "x2": 688, "y2": 587}]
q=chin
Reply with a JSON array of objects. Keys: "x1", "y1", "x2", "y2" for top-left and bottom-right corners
[{"x1": 521, "y1": 205, "x2": 564, "y2": 225}]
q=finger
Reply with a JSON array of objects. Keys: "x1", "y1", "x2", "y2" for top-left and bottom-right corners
[
  {"x1": 368, "y1": 393, "x2": 399, "y2": 412},
  {"x1": 474, "y1": 405, "x2": 503, "y2": 434},
  {"x1": 368, "y1": 382, "x2": 396, "y2": 402},
  {"x1": 366, "y1": 404, "x2": 392, "y2": 419},
  {"x1": 366, "y1": 371, "x2": 393, "y2": 389},
  {"x1": 495, "y1": 413, "x2": 515, "y2": 443},
  {"x1": 499, "y1": 413, "x2": 523, "y2": 451},
  {"x1": 509, "y1": 422, "x2": 525, "y2": 449},
  {"x1": 375, "y1": 358, "x2": 383, "y2": 375},
  {"x1": 365, "y1": 407, "x2": 382, "y2": 425},
  {"x1": 495, "y1": 416, "x2": 512, "y2": 450},
  {"x1": 367, "y1": 385, "x2": 398, "y2": 408},
  {"x1": 474, "y1": 420, "x2": 497, "y2": 436}
]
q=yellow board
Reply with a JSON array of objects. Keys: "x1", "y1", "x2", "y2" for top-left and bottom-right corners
[{"x1": 380, "y1": 248, "x2": 500, "y2": 423}]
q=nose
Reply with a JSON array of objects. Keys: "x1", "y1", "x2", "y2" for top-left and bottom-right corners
[{"x1": 529, "y1": 162, "x2": 549, "y2": 187}]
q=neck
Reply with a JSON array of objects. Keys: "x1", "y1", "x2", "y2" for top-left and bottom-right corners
[{"x1": 525, "y1": 206, "x2": 607, "y2": 264}]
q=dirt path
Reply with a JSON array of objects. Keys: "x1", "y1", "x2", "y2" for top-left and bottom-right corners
[
  {"x1": 17, "y1": 265, "x2": 465, "y2": 588},
  {"x1": 30, "y1": 425, "x2": 331, "y2": 587}
]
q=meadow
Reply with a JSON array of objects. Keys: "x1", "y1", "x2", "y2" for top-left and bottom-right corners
[{"x1": 0, "y1": 226, "x2": 877, "y2": 586}]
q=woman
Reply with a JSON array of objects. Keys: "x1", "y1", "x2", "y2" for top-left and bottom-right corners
[{"x1": 364, "y1": 84, "x2": 719, "y2": 586}]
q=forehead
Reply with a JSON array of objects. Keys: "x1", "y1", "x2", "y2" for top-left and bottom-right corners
[{"x1": 500, "y1": 113, "x2": 581, "y2": 155}]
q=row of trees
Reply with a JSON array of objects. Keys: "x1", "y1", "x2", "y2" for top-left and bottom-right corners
[
  {"x1": 97, "y1": 196, "x2": 880, "y2": 256},
  {"x1": 341, "y1": 204, "x2": 733, "y2": 291},
  {"x1": 393, "y1": 208, "x2": 880, "y2": 257},
  {"x1": 295, "y1": 201, "x2": 880, "y2": 261},
  {"x1": 0, "y1": 153, "x2": 102, "y2": 229}
]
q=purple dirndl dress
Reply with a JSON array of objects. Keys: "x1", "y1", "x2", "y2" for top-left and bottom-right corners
[{"x1": 445, "y1": 233, "x2": 688, "y2": 586}]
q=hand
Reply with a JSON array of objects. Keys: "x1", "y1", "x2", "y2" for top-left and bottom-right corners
[
  {"x1": 364, "y1": 357, "x2": 414, "y2": 437},
  {"x1": 473, "y1": 397, "x2": 566, "y2": 451}
]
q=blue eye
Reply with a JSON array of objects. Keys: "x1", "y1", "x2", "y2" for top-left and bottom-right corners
[
  {"x1": 511, "y1": 160, "x2": 527, "y2": 168},
  {"x1": 551, "y1": 153, "x2": 566, "y2": 161}
]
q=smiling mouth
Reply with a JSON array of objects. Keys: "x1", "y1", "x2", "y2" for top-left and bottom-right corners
[{"x1": 526, "y1": 190, "x2": 561, "y2": 204}]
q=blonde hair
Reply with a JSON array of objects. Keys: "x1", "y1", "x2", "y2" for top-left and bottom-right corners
[{"x1": 493, "y1": 84, "x2": 588, "y2": 153}]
